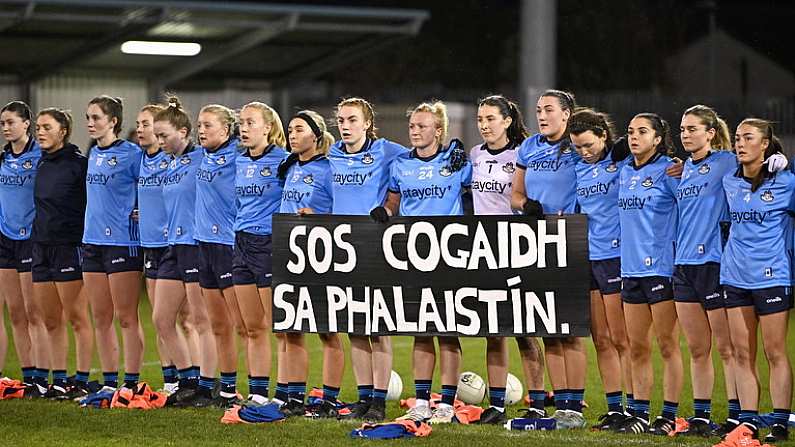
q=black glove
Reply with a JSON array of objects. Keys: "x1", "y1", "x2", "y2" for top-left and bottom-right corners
[
  {"x1": 522, "y1": 199, "x2": 544, "y2": 219},
  {"x1": 370, "y1": 206, "x2": 390, "y2": 223},
  {"x1": 277, "y1": 153, "x2": 300, "y2": 180},
  {"x1": 446, "y1": 138, "x2": 467, "y2": 172},
  {"x1": 611, "y1": 135, "x2": 630, "y2": 163}
]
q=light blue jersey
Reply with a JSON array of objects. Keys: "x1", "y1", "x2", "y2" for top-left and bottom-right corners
[
  {"x1": 195, "y1": 138, "x2": 239, "y2": 245},
  {"x1": 137, "y1": 150, "x2": 170, "y2": 248},
  {"x1": 618, "y1": 153, "x2": 679, "y2": 277},
  {"x1": 388, "y1": 149, "x2": 472, "y2": 217},
  {"x1": 327, "y1": 138, "x2": 406, "y2": 215},
  {"x1": 675, "y1": 150, "x2": 736, "y2": 264},
  {"x1": 516, "y1": 134, "x2": 579, "y2": 214},
  {"x1": 280, "y1": 155, "x2": 334, "y2": 214},
  {"x1": 721, "y1": 170, "x2": 795, "y2": 289},
  {"x1": 83, "y1": 139, "x2": 142, "y2": 246},
  {"x1": 234, "y1": 145, "x2": 288, "y2": 235},
  {"x1": 575, "y1": 153, "x2": 628, "y2": 260},
  {"x1": 163, "y1": 145, "x2": 202, "y2": 245},
  {"x1": 0, "y1": 139, "x2": 40, "y2": 240}
]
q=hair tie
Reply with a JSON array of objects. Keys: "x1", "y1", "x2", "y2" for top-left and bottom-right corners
[{"x1": 292, "y1": 112, "x2": 322, "y2": 140}]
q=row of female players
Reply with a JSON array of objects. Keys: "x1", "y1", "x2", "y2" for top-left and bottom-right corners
[{"x1": 0, "y1": 90, "x2": 791, "y2": 440}]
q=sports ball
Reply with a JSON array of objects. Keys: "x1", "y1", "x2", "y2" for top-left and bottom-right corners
[
  {"x1": 386, "y1": 370, "x2": 403, "y2": 401},
  {"x1": 505, "y1": 373, "x2": 524, "y2": 406},
  {"x1": 457, "y1": 371, "x2": 486, "y2": 404}
]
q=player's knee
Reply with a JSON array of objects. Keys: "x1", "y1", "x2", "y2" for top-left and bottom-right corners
[
  {"x1": 765, "y1": 345, "x2": 790, "y2": 368},
  {"x1": 688, "y1": 341, "x2": 711, "y2": 361},
  {"x1": 116, "y1": 313, "x2": 139, "y2": 330},
  {"x1": 629, "y1": 342, "x2": 651, "y2": 361},
  {"x1": 657, "y1": 339, "x2": 681, "y2": 360},
  {"x1": 592, "y1": 332, "x2": 613, "y2": 353}
]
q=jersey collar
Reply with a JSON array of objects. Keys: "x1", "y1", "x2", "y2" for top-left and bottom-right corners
[
  {"x1": 298, "y1": 153, "x2": 326, "y2": 166},
  {"x1": 96, "y1": 139, "x2": 124, "y2": 151},
  {"x1": 630, "y1": 151, "x2": 663, "y2": 170},
  {"x1": 410, "y1": 145, "x2": 442, "y2": 162},
  {"x1": 245, "y1": 144, "x2": 275, "y2": 161},
  {"x1": 3, "y1": 136, "x2": 35, "y2": 158},
  {"x1": 343, "y1": 138, "x2": 372, "y2": 155}
]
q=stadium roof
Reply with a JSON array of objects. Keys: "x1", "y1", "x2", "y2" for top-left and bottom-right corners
[{"x1": 0, "y1": 0, "x2": 429, "y2": 93}]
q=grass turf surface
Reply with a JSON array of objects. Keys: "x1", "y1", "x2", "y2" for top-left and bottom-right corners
[{"x1": 1, "y1": 294, "x2": 794, "y2": 446}]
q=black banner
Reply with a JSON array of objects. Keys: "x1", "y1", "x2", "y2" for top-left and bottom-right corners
[{"x1": 272, "y1": 214, "x2": 591, "y2": 337}]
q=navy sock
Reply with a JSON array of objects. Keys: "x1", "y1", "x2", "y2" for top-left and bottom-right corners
[
  {"x1": 626, "y1": 393, "x2": 635, "y2": 416},
  {"x1": 162, "y1": 365, "x2": 178, "y2": 384},
  {"x1": 248, "y1": 376, "x2": 269, "y2": 398},
  {"x1": 694, "y1": 399, "x2": 711, "y2": 420},
  {"x1": 178, "y1": 367, "x2": 197, "y2": 381},
  {"x1": 288, "y1": 382, "x2": 306, "y2": 402},
  {"x1": 358, "y1": 384, "x2": 373, "y2": 402},
  {"x1": 773, "y1": 408, "x2": 790, "y2": 427},
  {"x1": 52, "y1": 369, "x2": 67, "y2": 388},
  {"x1": 441, "y1": 385, "x2": 457, "y2": 406},
  {"x1": 661, "y1": 400, "x2": 678, "y2": 421},
  {"x1": 322, "y1": 384, "x2": 340, "y2": 401},
  {"x1": 123, "y1": 372, "x2": 139, "y2": 389},
  {"x1": 727, "y1": 399, "x2": 741, "y2": 421},
  {"x1": 606, "y1": 391, "x2": 623, "y2": 413},
  {"x1": 554, "y1": 389, "x2": 569, "y2": 411},
  {"x1": 35, "y1": 368, "x2": 49, "y2": 386},
  {"x1": 372, "y1": 388, "x2": 387, "y2": 406},
  {"x1": 529, "y1": 390, "x2": 546, "y2": 411},
  {"x1": 489, "y1": 386, "x2": 506, "y2": 409},
  {"x1": 568, "y1": 389, "x2": 584, "y2": 413},
  {"x1": 739, "y1": 410, "x2": 759, "y2": 430},
  {"x1": 74, "y1": 370, "x2": 90, "y2": 386},
  {"x1": 21, "y1": 367, "x2": 35, "y2": 384},
  {"x1": 189, "y1": 366, "x2": 200, "y2": 379},
  {"x1": 274, "y1": 382, "x2": 289, "y2": 403},
  {"x1": 198, "y1": 376, "x2": 215, "y2": 397},
  {"x1": 220, "y1": 372, "x2": 237, "y2": 394},
  {"x1": 414, "y1": 380, "x2": 432, "y2": 401},
  {"x1": 633, "y1": 399, "x2": 650, "y2": 422},
  {"x1": 103, "y1": 371, "x2": 118, "y2": 388}
]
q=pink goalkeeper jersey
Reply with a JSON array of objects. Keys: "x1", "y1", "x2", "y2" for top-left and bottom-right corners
[{"x1": 469, "y1": 143, "x2": 519, "y2": 215}]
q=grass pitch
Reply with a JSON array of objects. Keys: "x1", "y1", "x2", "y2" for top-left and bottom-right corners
[{"x1": 1, "y1": 295, "x2": 793, "y2": 446}]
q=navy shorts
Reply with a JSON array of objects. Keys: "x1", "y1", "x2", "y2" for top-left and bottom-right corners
[
  {"x1": 198, "y1": 241, "x2": 233, "y2": 290},
  {"x1": 590, "y1": 258, "x2": 622, "y2": 295},
  {"x1": 0, "y1": 233, "x2": 33, "y2": 272},
  {"x1": 723, "y1": 285, "x2": 793, "y2": 316},
  {"x1": 233, "y1": 231, "x2": 273, "y2": 288},
  {"x1": 81, "y1": 244, "x2": 143, "y2": 274},
  {"x1": 143, "y1": 247, "x2": 168, "y2": 280},
  {"x1": 158, "y1": 245, "x2": 200, "y2": 283},
  {"x1": 31, "y1": 243, "x2": 83, "y2": 283},
  {"x1": 621, "y1": 276, "x2": 674, "y2": 305},
  {"x1": 673, "y1": 263, "x2": 724, "y2": 310}
]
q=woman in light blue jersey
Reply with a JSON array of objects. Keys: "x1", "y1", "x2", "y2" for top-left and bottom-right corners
[
  {"x1": 722, "y1": 119, "x2": 794, "y2": 443},
  {"x1": 0, "y1": 101, "x2": 47, "y2": 389},
  {"x1": 616, "y1": 113, "x2": 683, "y2": 435},
  {"x1": 276, "y1": 110, "x2": 344, "y2": 417},
  {"x1": 329, "y1": 98, "x2": 406, "y2": 421},
  {"x1": 568, "y1": 109, "x2": 633, "y2": 431},
  {"x1": 673, "y1": 105, "x2": 739, "y2": 436},
  {"x1": 471, "y1": 95, "x2": 546, "y2": 425},
  {"x1": 82, "y1": 96, "x2": 145, "y2": 393},
  {"x1": 192, "y1": 103, "x2": 245, "y2": 407},
  {"x1": 231, "y1": 102, "x2": 288, "y2": 406},
  {"x1": 136, "y1": 103, "x2": 196, "y2": 394},
  {"x1": 150, "y1": 97, "x2": 214, "y2": 408},
  {"x1": 510, "y1": 90, "x2": 588, "y2": 429},
  {"x1": 389, "y1": 101, "x2": 471, "y2": 425}
]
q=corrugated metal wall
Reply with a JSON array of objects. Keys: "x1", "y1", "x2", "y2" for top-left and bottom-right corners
[{"x1": 32, "y1": 75, "x2": 149, "y2": 151}]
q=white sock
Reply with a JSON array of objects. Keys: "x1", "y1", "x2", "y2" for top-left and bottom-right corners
[{"x1": 415, "y1": 399, "x2": 429, "y2": 408}]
